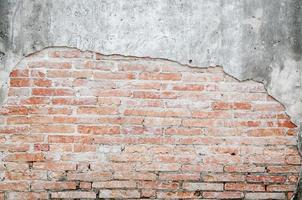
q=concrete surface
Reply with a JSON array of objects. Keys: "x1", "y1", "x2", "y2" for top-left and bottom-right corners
[{"x1": 0, "y1": 0, "x2": 301, "y2": 197}]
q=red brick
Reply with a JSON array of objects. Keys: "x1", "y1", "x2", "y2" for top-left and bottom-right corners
[
  {"x1": 182, "y1": 164, "x2": 223, "y2": 172},
  {"x1": 136, "y1": 163, "x2": 180, "y2": 171},
  {"x1": 141, "y1": 189, "x2": 156, "y2": 198},
  {"x1": 93, "y1": 71, "x2": 136, "y2": 80},
  {"x1": 79, "y1": 182, "x2": 92, "y2": 190},
  {"x1": 77, "y1": 106, "x2": 118, "y2": 115},
  {"x1": 98, "y1": 189, "x2": 140, "y2": 199},
  {"x1": 31, "y1": 181, "x2": 76, "y2": 190},
  {"x1": 21, "y1": 97, "x2": 50, "y2": 104},
  {"x1": 138, "y1": 181, "x2": 179, "y2": 190},
  {"x1": 203, "y1": 192, "x2": 244, "y2": 199},
  {"x1": 78, "y1": 125, "x2": 120, "y2": 134},
  {"x1": 67, "y1": 171, "x2": 112, "y2": 181},
  {"x1": 48, "y1": 135, "x2": 74, "y2": 143},
  {"x1": 266, "y1": 184, "x2": 296, "y2": 192},
  {"x1": 159, "y1": 173, "x2": 200, "y2": 181},
  {"x1": 144, "y1": 117, "x2": 181, "y2": 126},
  {"x1": 203, "y1": 174, "x2": 245, "y2": 182},
  {"x1": 74, "y1": 144, "x2": 97, "y2": 152},
  {"x1": 92, "y1": 181, "x2": 136, "y2": 189},
  {"x1": 10, "y1": 78, "x2": 30, "y2": 87},
  {"x1": 51, "y1": 191, "x2": 96, "y2": 199},
  {"x1": 157, "y1": 191, "x2": 199, "y2": 199},
  {"x1": 285, "y1": 155, "x2": 301, "y2": 164},
  {"x1": 192, "y1": 111, "x2": 231, "y2": 118},
  {"x1": 245, "y1": 193, "x2": 285, "y2": 199},
  {"x1": 4, "y1": 153, "x2": 45, "y2": 162},
  {"x1": 34, "y1": 144, "x2": 50, "y2": 151},
  {"x1": 52, "y1": 97, "x2": 97, "y2": 105},
  {"x1": 10, "y1": 134, "x2": 43, "y2": 143},
  {"x1": 5, "y1": 170, "x2": 46, "y2": 180},
  {"x1": 0, "y1": 144, "x2": 29, "y2": 152},
  {"x1": 225, "y1": 183, "x2": 265, "y2": 191},
  {"x1": 33, "y1": 162, "x2": 76, "y2": 171},
  {"x1": 246, "y1": 175, "x2": 286, "y2": 183},
  {"x1": 277, "y1": 120, "x2": 297, "y2": 128},
  {"x1": 124, "y1": 108, "x2": 190, "y2": 117},
  {"x1": 212, "y1": 102, "x2": 232, "y2": 110},
  {"x1": 10, "y1": 69, "x2": 29, "y2": 77},
  {"x1": 79, "y1": 60, "x2": 114, "y2": 70},
  {"x1": 172, "y1": 84, "x2": 204, "y2": 91},
  {"x1": 32, "y1": 88, "x2": 74, "y2": 96},
  {"x1": 247, "y1": 128, "x2": 284, "y2": 136},
  {"x1": 28, "y1": 61, "x2": 72, "y2": 69},
  {"x1": 31, "y1": 125, "x2": 75, "y2": 133},
  {"x1": 6, "y1": 192, "x2": 49, "y2": 200},
  {"x1": 233, "y1": 102, "x2": 252, "y2": 109},
  {"x1": 267, "y1": 166, "x2": 300, "y2": 173},
  {"x1": 33, "y1": 79, "x2": 52, "y2": 87},
  {"x1": 113, "y1": 172, "x2": 156, "y2": 181},
  {"x1": 133, "y1": 91, "x2": 160, "y2": 99},
  {"x1": 182, "y1": 119, "x2": 215, "y2": 127},
  {"x1": 183, "y1": 182, "x2": 223, "y2": 191},
  {"x1": 49, "y1": 49, "x2": 93, "y2": 58},
  {"x1": 139, "y1": 72, "x2": 181, "y2": 80},
  {"x1": 0, "y1": 182, "x2": 29, "y2": 191},
  {"x1": 224, "y1": 165, "x2": 265, "y2": 173},
  {"x1": 165, "y1": 127, "x2": 203, "y2": 135}
]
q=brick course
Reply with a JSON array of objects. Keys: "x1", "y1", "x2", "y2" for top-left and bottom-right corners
[{"x1": 0, "y1": 48, "x2": 300, "y2": 199}]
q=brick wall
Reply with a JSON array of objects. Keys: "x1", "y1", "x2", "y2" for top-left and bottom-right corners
[{"x1": 0, "y1": 48, "x2": 300, "y2": 199}]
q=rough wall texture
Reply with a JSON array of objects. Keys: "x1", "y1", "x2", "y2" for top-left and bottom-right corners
[
  {"x1": 0, "y1": 48, "x2": 300, "y2": 199},
  {"x1": 0, "y1": 0, "x2": 301, "y2": 198}
]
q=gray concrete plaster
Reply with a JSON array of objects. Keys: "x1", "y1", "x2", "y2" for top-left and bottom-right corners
[{"x1": 0, "y1": 0, "x2": 301, "y2": 197}]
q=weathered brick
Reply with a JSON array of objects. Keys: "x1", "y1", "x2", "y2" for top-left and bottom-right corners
[
  {"x1": 183, "y1": 182, "x2": 223, "y2": 191},
  {"x1": 0, "y1": 182, "x2": 29, "y2": 191},
  {"x1": 202, "y1": 174, "x2": 245, "y2": 182},
  {"x1": 10, "y1": 78, "x2": 30, "y2": 87},
  {"x1": 78, "y1": 125, "x2": 120, "y2": 134},
  {"x1": 10, "y1": 69, "x2": 29, "y2": 77},
  {"x1": 51, "y1": 191, "x2": 96, "y2": 199},
  {"x1": 159, "y1": 173, "x2": 200, "y2": 181},
  {"x1": 139, "y1": 72, "x2": 181, "y2": 81},
  {"x1": 0, "y1": 48, "x2": 298, "y2": 198},
  {"x1": 138, "y1": 181, "x2": 179, "y2": 190},
  {"x1": 6, "y1": 192, "x2": 49, "y2": 200},
  {"x1": 31, "y1": 181, "x2": 76, "y2": 190},
  {"x1": 92, "y1": 181, "x2": 136, "y2": 188},
  {"x1": 245, "y1": 192, "x2": 285, "y2": 199},
  {"x1": 4, "y1": 153, "x2": 45, "y2": 162},
  {"x1": 157, "y1": 191, "x2": 200, "y2": 199},
  {"x1": 98, "y1": 189, "x2": 140, "y2": 198},
  {"x1": 32, "y1": 88, "x2": 74, "y2": 96},
  {"x1": 33, "y1": 162, "x2": 76, "y2": 171},
  {"x1": 246, "y1": 175, "x2": 286, "y2": 183},
  {"x1": 28, "y1": 61, "x2": 72, "y2": 69},
  {"x1": 203, "y1": 192, "x2": 244, "y2": 199},
  {"x1": 225, "y1": 183, "x2": 265, "y2": 191},
  {"x1": 67, "y1": 171, "x2": 112, "y2": 181}
]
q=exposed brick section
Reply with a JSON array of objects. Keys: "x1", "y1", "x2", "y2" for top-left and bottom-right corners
[{"x1": 0, "y1": 48, "x2": 300, "y2": 199}]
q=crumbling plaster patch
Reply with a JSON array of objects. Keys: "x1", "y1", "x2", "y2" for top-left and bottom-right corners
[{"x1": 0, "y1": 0, "x2": 301, "y2": 197}]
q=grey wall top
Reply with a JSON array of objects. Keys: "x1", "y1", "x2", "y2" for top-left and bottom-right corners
[{"x1": 0, "y1": 0, "x2": 301, "y2": 125}]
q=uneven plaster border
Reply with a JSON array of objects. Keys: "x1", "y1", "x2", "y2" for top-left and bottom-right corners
[{"x1": 1, "y1": 46, "x2": 301, "y2": 199}]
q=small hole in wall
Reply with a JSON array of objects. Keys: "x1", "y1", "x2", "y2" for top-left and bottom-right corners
[{"x1": 189, "y1": 59, "x2": 192, "y2": 63}]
